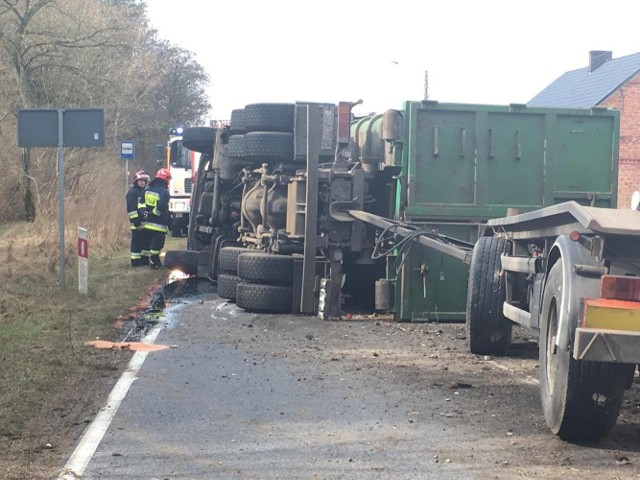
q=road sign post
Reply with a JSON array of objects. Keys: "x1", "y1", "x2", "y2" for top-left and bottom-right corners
[
  {"x1": 18, "y1": 108, "x2": 105, "y2": 290},
  {"x1": 78, "y1": 227, "x2": 88, "y2": 295}
]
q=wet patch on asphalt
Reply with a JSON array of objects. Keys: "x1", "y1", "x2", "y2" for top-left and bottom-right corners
[{"x1": 113, "y1": 276, "x2": 216, "y2": 343}]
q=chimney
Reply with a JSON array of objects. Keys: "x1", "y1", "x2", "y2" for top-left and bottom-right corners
[{"x1": 589, "y1": 50, "x2": 612, "y2": 72}]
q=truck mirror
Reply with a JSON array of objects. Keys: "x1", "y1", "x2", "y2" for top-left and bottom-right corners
[{"x1": 156, "y1": 144, "x2": 165, "y2": 161}]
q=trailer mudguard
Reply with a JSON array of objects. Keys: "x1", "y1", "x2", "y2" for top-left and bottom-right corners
[{"x1": 547, "y1": 235, "x2": 603, "y2": 353}]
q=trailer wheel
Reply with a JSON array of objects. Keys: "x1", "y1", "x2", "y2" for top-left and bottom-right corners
[
  {"x1": 236, "y1": 282, "x2": 293, "y2": 313},
  {"x1": 163, "y1": 250, "x2": 199, "y2": 275},
  {"x1": 217, "y1": 274, "x2": 241, "y2": 301},
  {"x1": 242, "y1": 103, "x2": 295, "y2": 133},
  {"x1": 182, "y1": 127, "x2": 215, "y2": 154},
  {"x1": 466, "y1": 236, "x2": 512, "y2": 355},
  {"x1": 218, "y1": 246, "x2": 252, "y2": 274},
  {"x1": 540, "y1": 261, "x2": 629, "y2": 441},
  {"x1": 237, "y1": 252, "x2": 294, "y2": 285},
  {"x1": 241, "y1": 132, "x2": 294, "y2": 163}
]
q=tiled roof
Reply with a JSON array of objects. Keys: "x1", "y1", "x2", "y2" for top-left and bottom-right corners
[{"x1": 528, "y1": 52, "x2": 640, "y2": 108}]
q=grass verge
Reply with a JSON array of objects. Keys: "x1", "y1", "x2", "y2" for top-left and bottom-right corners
[{"x1": 0, "y1": 234, "x2": 185, "y2": 478}]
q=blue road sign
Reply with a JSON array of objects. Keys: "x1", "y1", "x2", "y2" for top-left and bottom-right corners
[{"x1": 120, "y1": 141, "x2": 135, "y2": 160}]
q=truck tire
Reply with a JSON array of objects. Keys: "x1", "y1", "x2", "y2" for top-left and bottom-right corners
[
  {"x1": 227, "y1": 135, "x2": 244, "y2": 158},
  {"x1": 540, "y1": 261, "x2": 629, "y2": 441},
  {"x1": 237, "y1": 253, "x2": 294, "y2": 285},
  {"x1": 242, "y1": 103, "x2": 294, "y2": 133},
  {"x1": 241, "y1": 132, "x2": 294, "y2": 163},
  {"x1": 466, "y1": 236, "x2": 512, "y2": 355},
  {"x1": 236, "y1": 283, "x2": 293, "y2": 313},
  {"x1": 218, "y1": 246, "x2": 252, "y2": 274},
  {"x1": 163, "y1": 250, "x2": 199, "y2": 275},
  {"x1": 229, "y1": 109, "x2": 246, "y2": 132},
  {"x1": 182, "y1": 127, "x2": 215, "y2": 154},
  {"x1": 217, "y1": 274, "x2": 240, "y2": 301}
]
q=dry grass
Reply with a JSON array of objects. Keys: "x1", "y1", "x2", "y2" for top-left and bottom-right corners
[
  {"x1": 0, "y1": 170, "x2": 185, "y2": 477},
  {"x1": 0, "y1": 170, "x2": 131, "y2": 283}
]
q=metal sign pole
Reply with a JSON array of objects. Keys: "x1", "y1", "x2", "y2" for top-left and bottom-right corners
[
  {"x1": 57, "y1": 108, "x2": 65, "y2": 290},
  {"x1": 125, "y1": 158, "x2": 129, "y2": 194}
]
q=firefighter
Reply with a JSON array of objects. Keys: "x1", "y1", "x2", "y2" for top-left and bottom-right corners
[
  {"x1": 143, "y1": 168, "x2": 172, "y2": 268},
  {"x1": 126, "y1": 170, "x2": 150, "y2": 267}
]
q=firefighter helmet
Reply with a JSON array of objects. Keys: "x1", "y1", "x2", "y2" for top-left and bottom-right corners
[
  {"x1": 155, "y1": 168, "x2": 172, "y2": 181},
  {"x1": 132, "y1": 170, "x2": 149, "y2": 184}
]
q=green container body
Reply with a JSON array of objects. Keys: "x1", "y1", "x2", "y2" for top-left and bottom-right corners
[
  {"x1": 392, "y1": 222, "x2": 480, "y2": 322},
  {"x1": 392, "y1": 101, "x2": 620, "y2": 322}
]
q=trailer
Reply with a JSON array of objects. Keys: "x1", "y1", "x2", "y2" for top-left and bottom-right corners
[{"x1": 469, "y1": 202, "x2": 640, "y2": 441}]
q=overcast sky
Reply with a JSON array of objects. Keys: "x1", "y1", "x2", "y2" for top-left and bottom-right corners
[{"x1": 146, "y1": 0, "x2": 639, "y2": 121}]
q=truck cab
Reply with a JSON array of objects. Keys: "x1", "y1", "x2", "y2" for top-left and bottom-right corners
[{"x1": 166, "y1": 126, "x2": 200, "y2": 237}]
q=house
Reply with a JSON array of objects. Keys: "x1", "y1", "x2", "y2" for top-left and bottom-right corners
[{"x1": 528, "y1": 51, "x2": 640, "y2": 208}]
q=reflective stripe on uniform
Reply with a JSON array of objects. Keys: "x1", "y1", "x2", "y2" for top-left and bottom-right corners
[
  {"x1": 128, "y1": 211, "x2": 138, "y2": 219},
  {"x1": 145, "y1": 191, "x2": 161, "y2": 217},
  {"x1": 130, "y1": 253, "x2": 142, "y2": 260},
  {"x1": 149, "y1": 249, "x2": 161, "y2": 255},
  {"x1": 143, "y1": 222, "x2": 167, "y2": 233}
]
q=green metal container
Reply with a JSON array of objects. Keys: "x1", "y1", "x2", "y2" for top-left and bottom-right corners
[
  {"x1": 392, "y1": 101, "x2": 620, "y2": 322},
  {"x1": 398, "y1": 101, "x2": 620, "y2": 221},
  {"x1": 393, "y1": 222, "x2": 479, "y2": 322}
]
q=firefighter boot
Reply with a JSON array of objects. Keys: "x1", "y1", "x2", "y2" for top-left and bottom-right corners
[
  {"x1": 140, "y1": 255, "x2": 150, "y2": 266},
  {"x1": 131, "y1": 258, "x2": 141, "y2": 267},
  {"x1": 150, "y1": 254, "x2": 163, "y2": 269}
]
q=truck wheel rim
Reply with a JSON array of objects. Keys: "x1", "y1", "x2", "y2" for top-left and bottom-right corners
[{"x1": 546, "y1": 298, "x2": 559, "y2": 395}]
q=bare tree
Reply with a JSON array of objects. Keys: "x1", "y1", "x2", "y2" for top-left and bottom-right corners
[
  {"x1": 0, "y1": 0, "x2": 210, "y2": 221},
  {"x1": 0, "y1": 0, "x2": 52, "y2": 220},
  {"x1": 0, "y1": 0, "x2": 135, "y2": 219}
]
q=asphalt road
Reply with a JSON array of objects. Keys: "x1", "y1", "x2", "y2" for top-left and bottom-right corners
[
  {"x1": 75, "y1": 294, "x2": 473, "y2": 480},
  {"x1": 63, "y1": 284, "x2": 640, "y2": 480}
]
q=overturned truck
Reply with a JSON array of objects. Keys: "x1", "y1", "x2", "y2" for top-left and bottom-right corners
[
  {"x1": 168, "y1": 100, "x2": 640, "y2": 441},
  {"x1": 172, "y1": 101, "x2": 395, "y2": 318}
]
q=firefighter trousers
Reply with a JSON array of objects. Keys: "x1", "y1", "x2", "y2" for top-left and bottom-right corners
[
  {"x1": 130, "y1": 228, "x2": 150, "y2": 266},
  {"x1": 147, "y1": 229, "x2": 166, "y2": 267}
]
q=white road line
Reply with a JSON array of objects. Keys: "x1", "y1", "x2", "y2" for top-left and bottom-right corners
[
  {"x1": 57, "y1": 324, "x2": 163, "y2": 480},
  {"x1": 487, "y1": 359, "x2": 540, "y2": 385}
]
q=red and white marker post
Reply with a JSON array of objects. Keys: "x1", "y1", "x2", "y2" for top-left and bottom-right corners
[{"x1": 77, "y1": 227, "x2": 88, "y2": 295}]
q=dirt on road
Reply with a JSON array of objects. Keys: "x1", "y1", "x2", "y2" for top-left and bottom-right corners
[
  {"x1": 7, "y1": 280, "x2": 640, "y2": 479},
  {"x1": 192, "y1": 302, "x2": 640, "y2": 480}
]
